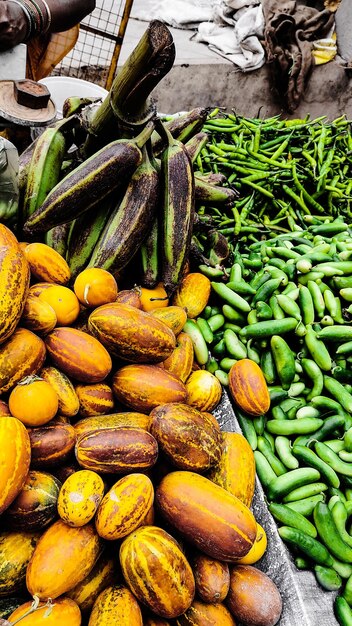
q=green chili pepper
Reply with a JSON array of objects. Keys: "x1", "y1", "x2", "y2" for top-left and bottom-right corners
[
  {"x1": 276, "y1": 294, "x2": 301, "y2": 320},
  {"x1": 295, "y1": 556, "x2": 310, "y2": 570},
  {"x1": 342, "y1": 575, "x2": 352, "y2": 606},
  {"x1": 266, "y1": 418, "x2": 323, "y2": 436},
  {"x1": 211, "y1": 282, "x2": 251, "y2": 313},
  {"x1": 205, "y1": 355, "x2": 219, "y2": 374},
  {"x1": 214, "y1": 369, "x2": 229, "y2": 386},
  {"x1": 207, "y1": 313, "x2": 225, "y2": 333},
  {"x1": 269, "y1": 295, "x2": 286, "y2": 320},
  {"x1": 223, "y1": 329, "x2": 247, "y2": 360},
  {"x1": 302, "y1": 415, "x2": 346, "y2": 448},
  {"x1": 222, "y1": 304, "x2": 246, "y2": 324},
  {"x1": 324, "y1": 376, "x2": 352, "y2": 414},
  {"x1": 307, "y1": 280, "x2": 325, "y2": 318},
  {"x1": 335, "y1": 595, "x2": 352, "y2": 625},
  {"x1": 269, "y1": 386, "x2": 289, "y2": 406},
  {"x1": 183, "y1": 319, "x2": 209, "y2": 365},
  {"x1": 196, "y1": 317, "x2": 214, "y2": 344},
  {"x1": 331, "y1": 500, "x2": 352, "y2": 549},
  {"x1": 260, "y1": 349, "x2": 277, "y2": 385},
  {"x1": 237, "y1": 409, "x2": 257, "y2": 450},
  {"x1": 252, "y1": 277, "x2": 284, "y2": 306},
  {"x1": 275, "y1": 436, "x2": 299, "y2": 469},
  {"x1": 267, "y1": 467, "x2": 321, "y2": 501},
  {"x1": 283, "y1": 482, "x2": 328, "y2": 503},
  {"x1": 246, "y1": 339, "x2": 261, "y2": 364},
  {"x1": 270, "y1": 335, "x2": 296, "y2": 391}
]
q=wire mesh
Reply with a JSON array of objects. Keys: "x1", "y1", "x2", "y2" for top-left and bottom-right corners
[{"x1": 53, "y1": 0, "x2": 134, "y2": 88}]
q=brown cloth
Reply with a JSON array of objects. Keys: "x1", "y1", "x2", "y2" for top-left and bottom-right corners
[
  {"x1": 262, "y1": 0, "x2": 335, "y2": 112},
  {"x1": 26, "y1": 26, "x2": 79, "y2": 81}
]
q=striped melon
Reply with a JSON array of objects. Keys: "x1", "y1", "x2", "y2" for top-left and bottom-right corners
[
  {"x1": 26, "y1": 519, "x2": 102, "y2": 599},
  {"x1": 67, "y1": 553, "x2": 118, "y2": 613},
  {"x1": 228, "y1": 359, "x2": 270, "y2": 416},
  {"x1": 0, "y1": 328, "x2": 46, "y2": 394},
  {"x1": 88, "y1": 303, "x2": 176, "y2": 363},
  {"x1": 119, "y1": 526, "x2": 194, "y2": 618},
  {"x1": 208, "y1": 432, "x2": 256, "y2": 508},
  {"x1": 8, "y1": 597, "x2": 81, "y2": 625},
  {"x1": 45, "y1": 327, "x2": 112, "y2": 384},
  {"x1": 75, "y1": 382, "x2": 114, "y2": 417},
  {"x1": 0, "y1": 417, "x2": 31, "y2": 514},
  {"x1": 95, "y1": 473, "x2": 154, "y2": 540},
  {"x1": 175, "y1": 600, "x2": 236, "y2": 625},
  {"x1": 0, "y1": 530, "x2": 40, "y2": 596},
  {"x1": 156, "y1": 471, "x2": 257, "y2": 562},
  {"x1": 0, "y1": 225, "x2": 30, "y2": 345},
  {"x1": 88, "y1": 585, "x2": 142, "y2": 625}
]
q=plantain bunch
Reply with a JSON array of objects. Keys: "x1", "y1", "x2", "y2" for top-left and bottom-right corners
[{"x1": 16, "y1": 26, "x2": 237, "y2": 294}]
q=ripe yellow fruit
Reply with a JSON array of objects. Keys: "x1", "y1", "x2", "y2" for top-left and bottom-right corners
[
  {"x1": 74, "y1": 268, "x2": 118, "y2": 308},
  {"x1": 139, "y1": 283, "x2": 169, "y2": 312},
  {"x1": 39, "y1": 285, "x2": 80, "y2": 325},
  {"x1": 186, "y1": 370, "x2": 222, "y2": 412},
  {"x1": 236, "y1": 523, "x2": 267, "y2": 564},
  {"x1": 9, "y1": 377, "x2": 59, "y2": 426}
]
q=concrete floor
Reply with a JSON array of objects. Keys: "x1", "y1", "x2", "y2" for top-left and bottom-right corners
[
  {"x1": 120, "y1": 0, "x2": 230, "y2": 67},
  {"x1": 115, "y1": 0, "x2": 352, "y2": 120},
  {"x1": 50, "y1": 0, "x2": 352, "y2": 120}
]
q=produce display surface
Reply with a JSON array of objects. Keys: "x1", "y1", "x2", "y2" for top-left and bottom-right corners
[{"x1": 2, "y1": 16, "x2": 352, "y2": 626}]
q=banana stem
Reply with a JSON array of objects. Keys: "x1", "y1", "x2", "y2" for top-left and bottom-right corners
[
  {"x1": 86, "y1": 20, "x2": 175, "y2": 150},
  {"x1": 133, "y1": 121, "x2": 156, "y2": 150},
  {"x1": 155, "y1": 118, "x2": 175, "y2": 148}
]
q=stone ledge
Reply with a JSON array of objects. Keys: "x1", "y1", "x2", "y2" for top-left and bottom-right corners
[{"x1": 151, "y1": 59, "x2": 352, "y2": 119}]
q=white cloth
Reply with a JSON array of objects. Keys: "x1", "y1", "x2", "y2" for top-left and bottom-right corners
[
  {"x1": 194, "y1": 4, "x2": 265, "y2": 71},
  {"x1": 227, "y1": 0, "x2": 260, "y2": 9},
  {"x1": 133, "y1": 0, "x2": 215, "y2": 29},
  {"x1": 134, "y1": 0, "x2": 266, "y2": 71}
]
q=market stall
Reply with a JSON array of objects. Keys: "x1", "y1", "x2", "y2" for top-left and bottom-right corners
[{"x1": 1, "y1": 8, "x2": 352, "y2": 626}]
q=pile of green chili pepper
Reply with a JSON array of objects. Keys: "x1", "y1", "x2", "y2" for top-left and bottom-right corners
[
  {"x1": 185, "y1": 214, "x2": 352, "y2": 625},
  {"x1": 193, "y1": 111, "x2": 352, "y2": 259}
]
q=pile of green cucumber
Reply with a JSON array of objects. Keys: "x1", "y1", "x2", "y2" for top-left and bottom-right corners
[{"x1": 185, "y1": 217, "x2": 352, "y2": 624}]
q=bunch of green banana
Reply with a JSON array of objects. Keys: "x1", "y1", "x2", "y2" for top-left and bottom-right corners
[
  {"x1": 12, "y1": 16, "x2": 243, "y2": 295},
  {"x1": 16, "y1": 96, "x2": 238, "y2": 294},
  {"x1": 184, "y1": 131, "x2": 209, "y2": 163},
  {"x1": 88, "y1": 142, "x2": 159, "y2": 278},
  {"x1": 194, "y1": 174, "x2": 238, "y2": 205},
  {"x1": 158, "y1": 121, "x2": 195, "y2": 295},
  {"x1": 136, "y1": 119, "x2": 237, "y2": 289},
  {"x1": 139, "y1": 214, "x2": 160, "y2": 288},
  {"x1": 65, "y1": 196, "x2": 116, "y2": 280},
  {"x1": 151, "y1": 108, "x2": 208, "y2": 156},
  {"x1": 22, "y1": 115, "x2": 79, "y2": 226},
  {"x1": 22, "y1": 121, "x2": 155, "y2": 236}
]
